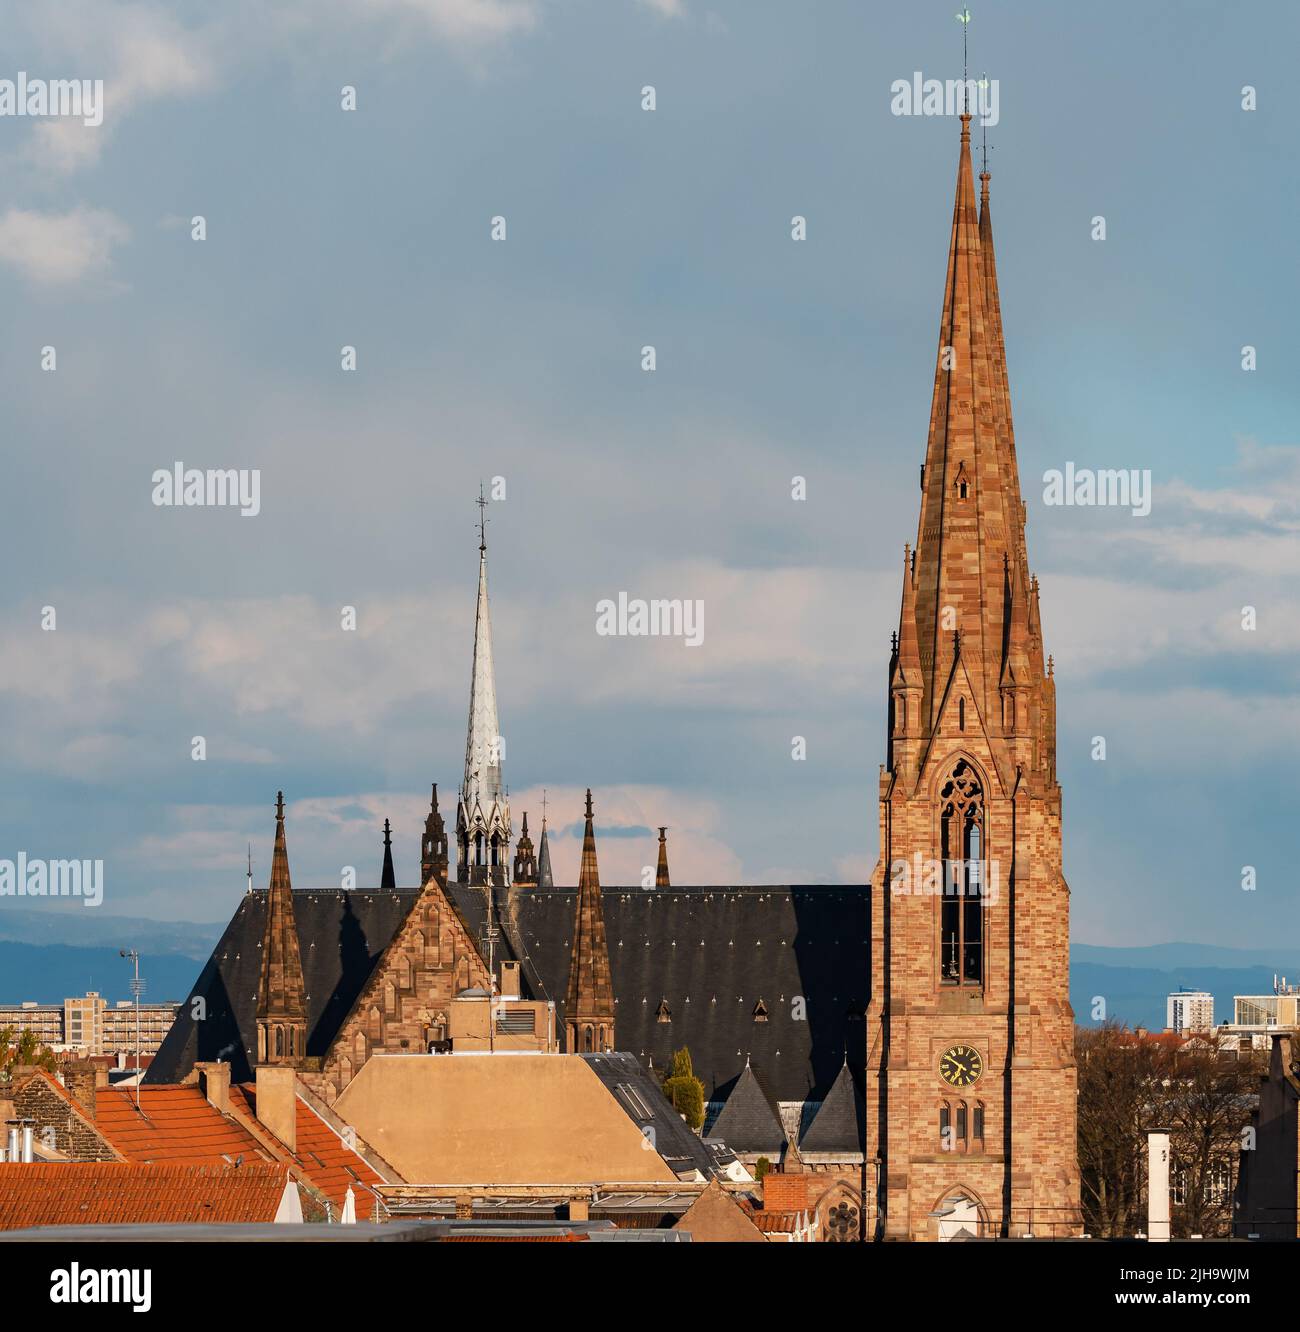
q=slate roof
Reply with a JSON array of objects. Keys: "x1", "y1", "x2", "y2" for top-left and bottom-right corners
[
  {"x1": 798, "y1": 1061, "x2": 865, "y2": 1154},
  {"x1": 702, "y1": 1062, "x2": 787, "y2": 1155},
  {"x1": 149, "y1": 883, "x2": 870, "y2": 1107},
  {"x1": 149, "y1": 889, "x2": 419, "y2": 1085},
  {"x1": 462, "y1": 884, "x2": 871, "y2": 1102},
  {"x1": 579, "y1": 1052, "x2": 718, "y2": 1180},
  {"x1": 0, "y1": 1162, "x2": 291, "y2": 1229}
]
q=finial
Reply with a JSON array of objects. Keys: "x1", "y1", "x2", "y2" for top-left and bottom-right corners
[
  {"x1": 891, "y1": 630, "x2": 898, "y2": 652},
  {"x1": 476, "y1": 483, "x2": 488, "y2": 552},
  {"x1": 522, "y1": 811, "x2": 529, "y2": 835},
  {"x1": 383, "y1": 818, "x2": 392, "y2": 845},
  {"x1": 541, "y1": 787, "x2": 548, "y2": 828},
  {"x1": 953, "y1": 628, "x2": 962, "y2": 655},
  {"x1": 275, "y1": 791, "x2": 285, "y2": 821},
  {"x1": 956, "y1": 7, "x2": 971, "y2": 112},
  {"x1": 1047, "y1": 654, "x2": 1055, "y2": 678},
  {"x1": 658, "y1": 826, "x2": 667, "y2": 841},
  {"x1": 584, "y1": 788, "x2": 594, "y2": 821}
]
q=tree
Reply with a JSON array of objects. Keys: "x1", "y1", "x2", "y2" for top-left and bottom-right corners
[
  {"x1": 662, "y1": 1046, "x2": 706, "y2": 1130},
  {"x1": 0, "y1": 1025, "x2": 58, "y2": 1081}
]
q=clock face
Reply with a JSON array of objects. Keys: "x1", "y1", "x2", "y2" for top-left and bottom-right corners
[{"x1": 939, "y1": 1044, "x2": 983, "y2": 1088}]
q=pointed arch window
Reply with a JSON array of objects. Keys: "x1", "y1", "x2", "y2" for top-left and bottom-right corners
[{"x1": 939, "y1": 760, "x2": 984, "y2": 986}]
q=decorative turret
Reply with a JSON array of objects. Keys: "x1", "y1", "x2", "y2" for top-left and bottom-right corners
[
  {"x1": 381, "y1": 818, "x2": 396, "y2": 890},
  {"x1": 537, "y1": 809, "x2": 554, "y2": 889},
  {"x1": 255, "y1": 792, "x2": 308, "y2": 1066},
  {"x1": 421, "y1": 784, "x2": 448, "y2": 887},
  {"x1": 512, "y1": 812, "x2": 538, "y2": 887},
  {"x1": 655, "y1": 827, "x2": 671, "y2": 888},
  {"x1": 564, "y1": 790, "x2": 615, "y2": 1052},
  {"x1": 456, "y1": 490, "x2": 511, "y2": 885}
]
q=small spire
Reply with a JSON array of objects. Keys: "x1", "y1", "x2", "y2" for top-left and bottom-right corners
[{"x1": 381, "y1": 818, "x2": 396, "y2": 890}]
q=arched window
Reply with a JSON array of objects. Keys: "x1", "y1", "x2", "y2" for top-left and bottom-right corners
[
  {"x1": 939, "y1": 1102, "x2": 952, "y2": 1151},
  {"x1": 939, "y1": 761, "x2": 984, "y2": 986},
  {"x1": 973, "y1": 1102, "x2": 985, "y2": 1151},
  {"x1": 956, "y1": 1102, "x2": 968, "y2": 1152},
  {"x1": 958, "y1": 697, "x2": 965, "y2": 731},
  {"x1": 583, "y1": 1026, "x2": 594, "y2": 1053},
  {"x1": 274, "y1": 1026, "x2": 284, "y2": 1057}
]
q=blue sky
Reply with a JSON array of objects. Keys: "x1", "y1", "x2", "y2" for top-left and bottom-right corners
[{"x1": 0, "y1": 0, "x2": 1295, "y2": 949}]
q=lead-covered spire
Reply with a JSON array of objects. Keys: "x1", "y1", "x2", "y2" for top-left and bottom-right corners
[{"x1": 456, "y1": 490, "x2": 511, "y2": 885}]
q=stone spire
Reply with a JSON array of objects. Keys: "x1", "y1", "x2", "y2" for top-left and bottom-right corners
[
  {"x1": 255, "y1": 791, "x2": 308, "y2": 1066},
  {"x1": 512, "y1": 811, "x2": 537, "y2": 887},
  {"x1": 564, "y1": 789, "x2": 615, "y2": 1052},
  {"x1": 537, "y1": 810, "x2": 554, "y2": 889},
  {"x1": 913, "y1": 114, "x2": 1020, "y2": 738},
  {"x1": 456, "y1": 491, "x2": 511, "y2": 885},
  {"x1": 655, "y1": 826, "x2": 671, "y2": 888},
  {"x1": 381, "y1": 818, "x2": 396, "y2": 890},
  {"x1": 421, "y1": 783, "x2": 448, "y2": 886}
]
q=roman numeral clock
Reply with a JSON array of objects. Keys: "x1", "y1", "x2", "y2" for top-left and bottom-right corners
[{"x1": 939, "y1": 1045, "x2": 983, "y2": 1088}]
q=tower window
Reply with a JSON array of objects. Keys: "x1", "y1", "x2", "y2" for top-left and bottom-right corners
[
  {"x1": 955, "y1": 1102, "x2": 968, "y2": 1151},
  {"x1": 973, "y1": 1103, "x2": 985, "y2": 1149},
  {"x1": 939, "y1": 761, "x2": 985, "y2": 987},
  {"x1": 958, "y1": 697, "x2": 965, "y2": 731},
  {"x1": 939, "y1": 1103, "x2": 952, "y2": 1151}
]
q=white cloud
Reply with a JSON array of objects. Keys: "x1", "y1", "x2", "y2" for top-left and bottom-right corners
[{"x1": 0, "y1": 206, "x2": 129, "y2": 285}]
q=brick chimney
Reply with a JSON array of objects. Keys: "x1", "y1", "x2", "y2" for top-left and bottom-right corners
[
  {"x1": 254, "y1": 1064, "x2": 297, "y2": 1154},
  {"x1": 63, "y1": 1062, "x2": 98, "y2": 1120},
  {"x1": 195, "y1": 1061, "x2": 231, "y2": 1114}
]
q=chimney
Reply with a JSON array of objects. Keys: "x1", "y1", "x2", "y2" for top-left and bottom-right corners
[
  {"x1": 255, "y1": 1064, "x2": 297, "y2": 1154},
  {"x1": 1147, "y1": 1130, "x2": 1171, "y2": 1241},
  {"x1": 500, "y1": 960, "x2": 521, "y2": 1000},
  {"x1": 63, "y1": 1062, "x2": 98, "y2": 1120},
  {"x1": 195, "y1": 1061, "x2": 230, "y2": 1114},
  {"x1": 4, "y1": 1124, "x2": 19, "y2": 1163}
]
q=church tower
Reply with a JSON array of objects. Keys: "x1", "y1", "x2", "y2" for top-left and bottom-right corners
[
  {"x1": 456, "y1": 492, "x2": 512, "y2": 886},
  {"x1": 564, "y1": 790, "x2": 615, "y2": 1053},
  {"x1": 865, "y1": 115, "x2": 1079, "y2": 1240},
  {"x1": 255, "y1": 792, "x2": 309, "y2": 1066}
]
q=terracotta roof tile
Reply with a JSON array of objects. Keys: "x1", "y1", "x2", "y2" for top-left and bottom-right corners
[
  {"x1": 228, "y1": 1085, "x2": 384, "y2": 1211},
  {"x1": 93, "y1": 1085, "x2": 271, "y2": 1166},
  {"x1": 0, "y1": 1163, "x2": 290, "y2": 1229}
]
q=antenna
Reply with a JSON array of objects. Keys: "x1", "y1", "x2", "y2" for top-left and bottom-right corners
[
  {"x1": 119, "y1": 949, "x2": 143, "y2": 1109},
  {"x1": 956, "y1": 8, "x2": 971, "y2": 113},
  {"x1": 978, "y1": 71, "x2": 989, "y2": 172}
]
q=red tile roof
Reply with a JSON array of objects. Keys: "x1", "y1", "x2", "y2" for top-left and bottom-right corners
[
  {"x1": 92, "y1": 1085, "x2": 273, "y2": 1166},
  {"x1": 229, "y1": 1085, "x2": 384, "y2": 1212},
  {"x1": 0, "y1": 1163, "x2": 291, "y2": 1230},
  {"x1": 753, "y1": 1211, "x2": 804, "y2": 1233}
]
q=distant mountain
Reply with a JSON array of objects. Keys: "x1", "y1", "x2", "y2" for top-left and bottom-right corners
[
  {"x1": 0, "y1": 943, "x2": 201, "y2": 1007},
  {"x1": 0, "y1": 906, "x2": 220, "y2": 960}
]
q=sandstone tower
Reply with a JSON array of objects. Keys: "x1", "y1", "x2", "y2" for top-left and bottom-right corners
[{"x1": 864, "y1": 115, "x2": 1080, "y2": 1240}]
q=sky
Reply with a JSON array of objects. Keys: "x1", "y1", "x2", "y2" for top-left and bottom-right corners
[{"x1": 0, "y1": 0, "x2": 1295, "y2": 949}]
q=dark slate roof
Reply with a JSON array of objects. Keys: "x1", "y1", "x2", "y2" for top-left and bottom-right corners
[
  {"x1": 580, "y1": 1053, "x2": 719, "y2": 1180},
  {"x1": 798, "y1": 1060, "x2": 865, "y2": 1153},
  {"x1": 149, "y1": 883, "x2": 871, "y2": 1107},
  {"x1": 702, "y1": 1063, "x2": 786, "y2": 1155},
  {"x1": 456, "y1": 884, "x2": 871, "y2": 1103},
  {"x1": 147, "y1": 889, "x2": 418, "y2": 1085}
]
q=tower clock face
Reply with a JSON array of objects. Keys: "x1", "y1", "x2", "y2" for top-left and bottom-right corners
[{"x1": 939, "y1": 1044, "x2": 983, "y2": 1087}]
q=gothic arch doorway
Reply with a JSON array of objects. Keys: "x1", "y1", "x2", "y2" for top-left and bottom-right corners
[{"x1": 930, "y1": 1185, "x2": 989, "y2": 1241}]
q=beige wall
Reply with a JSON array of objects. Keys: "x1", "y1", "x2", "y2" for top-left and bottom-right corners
[{"x1": 335, "y1": 1054, "x2": 679, "y2": 1185}]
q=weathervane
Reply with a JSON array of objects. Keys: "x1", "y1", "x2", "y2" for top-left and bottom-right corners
[{"x1": 956, "y1": 8, "x2": 971, "y2": 113}]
